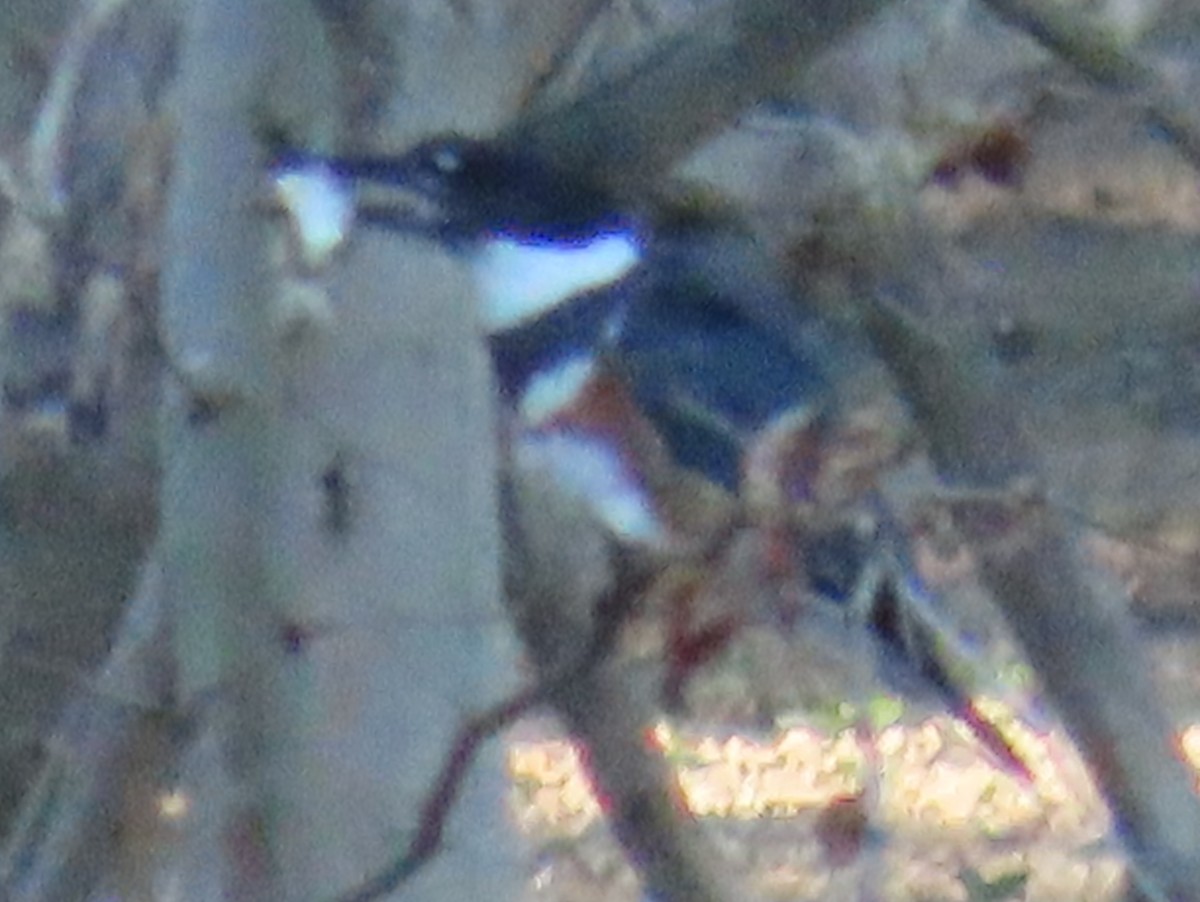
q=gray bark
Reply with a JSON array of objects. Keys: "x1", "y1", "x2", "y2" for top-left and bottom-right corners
[{"x1": 156, "y1": 0, "x2": 521, "y2": 899}]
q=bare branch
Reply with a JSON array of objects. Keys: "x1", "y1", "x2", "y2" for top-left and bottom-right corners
[
  {"x1": 0, "y1": 561, "x2": 185, "y2": 902},
  {"x1": 333, "y1": 689, "x2": 539, "y2": 902},
  {"x1": 858, "y1": 290, "x2": 1200, "y2": 902},
  {"x1": 502, "y1": 468, "x2": 766, "y2": 902},
  {"x1": 506, "y1": 0, "x2": 891, "y2": 200},
  {"x1": 979, "y1": 0, "x2": 1200, "y2": 173}
]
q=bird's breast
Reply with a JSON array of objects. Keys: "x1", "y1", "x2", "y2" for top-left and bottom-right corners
[{"x1": 469, "y1": 230, "x2": 643, "y2": 332}]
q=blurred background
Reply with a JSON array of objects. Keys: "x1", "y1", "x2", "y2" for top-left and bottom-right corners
[{"x1": 2, "y1": 0, "x2": 1200, "y2": 900}]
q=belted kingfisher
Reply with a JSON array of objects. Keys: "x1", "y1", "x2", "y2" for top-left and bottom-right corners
[
  {"x1": 273, "y1": 136, "x2": 842, "y2": 543},
  {"x1": 271, "y1": 136, "x2": 1033, "y2": 778}
]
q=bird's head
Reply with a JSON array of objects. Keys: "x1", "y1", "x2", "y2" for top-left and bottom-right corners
[
  {"x1": 334, "y1": 136, "x2": 627, "y2": 246},
  {"x1": 273, "y1": 135, "x2": 645, "y2": 332}
]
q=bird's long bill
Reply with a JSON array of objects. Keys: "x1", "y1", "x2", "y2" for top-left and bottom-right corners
[{"x1": 270, "y1": 149, "x2": 448, "y2": 253}]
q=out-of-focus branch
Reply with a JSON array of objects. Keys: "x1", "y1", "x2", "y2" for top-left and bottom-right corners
[
  {"x1": 0, "y1": 562, "x2": 185, "y2": 902},
  {"x1": 502, "y1": 468, "x2": 764, "y2": 902},
  {"x1": 979, "y1": 0, "x2": 1200, "y2": 173},
  {"x1": 858, "y1": 290, "x2": 1200, "y2": 902},
  {"x1": 507, "y1": 0, "x2": 890, "y2": 200},
  {"x1": 156, "y1": 0, "x2": 337, "y2": 898},
  {"x1": 979, "y1": 0, "x2": 1153, "y2": 90},
  {"x1": 854, "y1": 5, "x2": 1200, "y2": 885},
  {"x1": 858, "y1": 290, "x2": 1032, "y2": 489},
  {"x1": 26, "y1": 0, "x2": 135, "y2": 220}
]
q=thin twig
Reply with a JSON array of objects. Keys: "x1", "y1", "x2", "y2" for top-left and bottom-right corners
[
  {"x1": 334, "y1": 542, "x2": 656, "y2": 902},
  {"x1": 332, "y1": 688, "x2": 540, "y2": 902}
]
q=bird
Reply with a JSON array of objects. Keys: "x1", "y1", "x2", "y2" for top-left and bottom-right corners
[
  {"x1": 269, "y1": 135, "x2": 1034, "y2": 779},
  {"x1": 271, "y1": 135, "x2": 845, "y2": 543}
]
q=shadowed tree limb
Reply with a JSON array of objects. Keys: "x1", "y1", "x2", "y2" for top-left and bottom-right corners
[
  {"x1": 979, "y1": 0, "x2": 1200, "y2": 173},
  {"x1": 502, "y1": 467, "x2": 764, "y2": 902},
  {"x1": 858, "y1": 290, "x2": 1200, "y2": 902},
  {"x1": 505, "y1": 0, "x2": 890, "y2": 200}
]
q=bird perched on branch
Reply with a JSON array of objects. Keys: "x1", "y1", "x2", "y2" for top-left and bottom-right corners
[
  {"x1": 271, "y1": 136, "x2": 848, "y2": 541},
  {"x1": 269, "y1": 134, "x2": 1033, "y2": 780}
]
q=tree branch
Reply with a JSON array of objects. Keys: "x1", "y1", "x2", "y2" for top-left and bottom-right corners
[
  {"x1": 859, "y1": 290, "x2": 1200, "y2": 902},
  {"x1": 979, "y1": 0, "x2": 1200, "y2": 173},
  {"x1": 506, "y1": 0, "x2": 890, "y2": 200}
]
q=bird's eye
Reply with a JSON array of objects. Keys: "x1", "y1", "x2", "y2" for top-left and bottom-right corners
[{"x1": 429, "y1": 144, "x2": 463, "y2": 175}]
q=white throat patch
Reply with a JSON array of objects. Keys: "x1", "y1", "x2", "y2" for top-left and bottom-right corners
[
  {"x1": 518, "y1": 354, "x2": 596, "y2": 425},
  {"x1": 471, "y1": 232, "x2": 641, "y2": 332},
  {"x1": 273, "y1": 166, "x2": 355, "y2": 267}
]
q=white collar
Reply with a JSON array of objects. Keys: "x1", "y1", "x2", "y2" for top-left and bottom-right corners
[{"x1": 471, "y1": 230, "x2": 642, "y2": 332}]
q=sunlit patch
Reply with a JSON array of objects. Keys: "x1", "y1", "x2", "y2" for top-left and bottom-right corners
[
  {"x1": 273, "y1": 165, "x2": 355, "y2": 267},
  {"x1": 519, "y1": 355, "x2": 597, "y2": 425},
  {"x1": 515, "y1": 431, "x2": 665, "y2": 545},
  {"x1": 472, "y1": 231, "x2": 641, "y2": 331}
]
